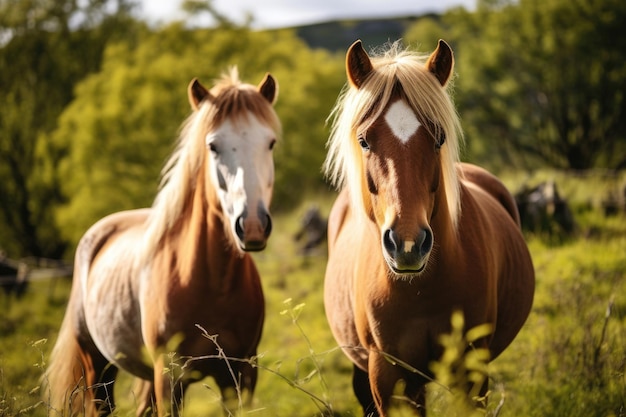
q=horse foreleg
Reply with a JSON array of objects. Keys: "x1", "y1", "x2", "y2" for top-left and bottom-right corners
[
  {"x1": 404, "y1": 380, "x2": 427, "y2": 417},
  {"x1": 133, "y1": 378, "x2": 156, "y2": 416},
  {"x1": 352, "y1": 365, "x2": 378, "y2": 417},
  {"x1": 368, "y1": 353, "x2": 402, "y2": 417},
  {"x1": 153, "y1": 355, "x2": 185, "y2": 417},
  {"x1": 238, "y1": 359, "x2": 258, "y2": 407},
  {"x1": 214, "y1": 360, "x2": 258, "y2": 415},
  {"x1": 468, "y1": 376, "x2": 489, "y2": 410}
]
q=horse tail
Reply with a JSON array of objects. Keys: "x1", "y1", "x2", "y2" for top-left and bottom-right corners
[{"x1": 43, "y1": 281, "x2": 96, "y2": 416}]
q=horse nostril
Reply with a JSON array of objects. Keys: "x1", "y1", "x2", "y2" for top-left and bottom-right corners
[
  {"x1": 383, "y1": 229, "x2": 399, "y2": 254},
  {"x1": 263, "y1": 214, "x2": 272, "y2": 238},
  {"x1": 235, "y1": 215, "x2": 245, "y2": 241},
  {"x1": 417, "y1": 228, "x2": 433, "y2": 256}
]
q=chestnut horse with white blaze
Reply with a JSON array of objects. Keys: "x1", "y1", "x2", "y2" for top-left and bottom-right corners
[
  {"x1": 44, "y1": 68, "x2": 280, "y2": 417},
  {"x1": 323, "y1": 40, "x2": 535, "y2": 416}
]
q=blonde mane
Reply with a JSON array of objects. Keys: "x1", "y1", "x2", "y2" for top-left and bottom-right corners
[
  {"x1": 324, "y1": 42, "x2": 464, "y2": 229},
  {"x1": 141, "y1": 68, "x2": 281, "y2": 262}
]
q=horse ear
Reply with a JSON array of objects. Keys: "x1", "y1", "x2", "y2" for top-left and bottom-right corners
[
  {"x1": 346, "y1": 40, "x2": 373, "y2": 89},
  {"x1": 188, "y1": 78, "x2": 213, "y2": 111},
  {"x1": 426, "y1": 39, "x2": 454, "y2": 87},
  {"x1": 258, "y1": 73, "x2": 278, "y2": 105}
]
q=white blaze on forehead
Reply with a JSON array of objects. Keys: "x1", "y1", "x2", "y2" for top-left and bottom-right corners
[
  {"x1": 207, "y1": 114, "x2": 275, "y2": 215},
  {"x1": 384, "y1": 100, "x2": 421, "y2": 144}
]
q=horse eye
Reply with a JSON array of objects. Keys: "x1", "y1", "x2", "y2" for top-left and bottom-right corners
[
  {"x1": 269, "y1": 139, "x2": 276, "y2": 151},
  {"x1": 358, "y1": 136, "x2": 370, "y2": 151},
  {"x1": 209, "y1": 143, "x2": 218, "y2": 154},
  {"x1": 437, "y1": 134, "x2": 446, "y2": 149}
]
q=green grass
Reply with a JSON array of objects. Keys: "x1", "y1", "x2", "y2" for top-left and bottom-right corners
[{"x1": 1, "y1": 176, "x2": 625, "y2": 416}]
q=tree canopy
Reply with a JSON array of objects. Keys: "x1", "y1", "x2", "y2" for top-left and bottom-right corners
[
  {"x1": 0, "y1": 0, "x2": 141, "y2": 257},
  {"x1": 405, "y1": 0, "x2": 626, "y2": 170}
]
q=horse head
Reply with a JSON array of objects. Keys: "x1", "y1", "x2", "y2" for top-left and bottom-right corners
[
  {"x1": 188, "y1": 71, "x2": 279, "y2": 252},
  {"x1": 342, "y1": 40, "x2": 460, "y2": 275}
]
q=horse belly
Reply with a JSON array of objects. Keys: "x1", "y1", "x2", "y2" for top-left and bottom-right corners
[
  {"x1": 491, "y1": 231, "x2": 535, "y2": 358},
  {"x1": 461, "y1": 184, "x2": 535, "y2": 359}
]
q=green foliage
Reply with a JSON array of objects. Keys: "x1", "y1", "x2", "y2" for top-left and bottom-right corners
[
  {"x1": 51, "y1": 34, "x2": 194, "y2": 247},
  {"x1": 428, "y1": 312, "x2": 492, "y2": 416},
  {"x1": 405, "y1": 0, "x2": 626, "y2": 171},
  {"x1": 499, "y1": 168, "x2": 626, "y2": 216},
  {"x1": 490, "y1": 219, "x2": 626, "y2": 416},
  {"x1": 0, "y1": 0, "x2": 143, "y2": 257},
  {"x1": 0, "y1": 278, "x2": 71, "y2": 416}
]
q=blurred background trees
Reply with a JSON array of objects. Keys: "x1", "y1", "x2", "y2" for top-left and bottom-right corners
[
  {"x1": 0, "y1": 0, "x2": 142, "y2": 257},
  {"x1": 1, "y1": 0, "x2": 624, "y2": 258},
  {"x1": 405, "y1": 0, "x2": 626, "y2": 170}
]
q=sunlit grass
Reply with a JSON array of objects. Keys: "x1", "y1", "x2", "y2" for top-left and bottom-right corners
[{"x1": 1, "y1": 177, "x2": 625, "y2": 416}]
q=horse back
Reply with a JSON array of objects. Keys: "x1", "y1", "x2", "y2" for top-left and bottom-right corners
[
  {"x1": 459, "y1": 162, "x2": 521, "y2": 227},
  {"x1": 75, "y1": 209, "x2": 151, "y2": 292},
  {"x1": 77, "y1": 209, "x2": 151, "y2": 265}
]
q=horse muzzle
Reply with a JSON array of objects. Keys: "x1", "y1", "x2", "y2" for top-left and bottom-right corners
[
  {"x1": 234, "y1": 210, "x2": 272, "y2": 252},
  {"x1": 382, "y1": 226, "x2": 433, "y2": 275}
]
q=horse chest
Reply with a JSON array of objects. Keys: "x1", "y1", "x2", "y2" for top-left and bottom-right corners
[{"x1": 141, "y1": 265, "x2": 264, "y2": 357}]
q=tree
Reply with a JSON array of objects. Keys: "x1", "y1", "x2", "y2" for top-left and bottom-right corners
[
  {"x1": 441, "y1": 0, "x2": 626, "y2": 170},
  {"x1": 0, "y1": 0, "x2": 142, "y2": 257}
]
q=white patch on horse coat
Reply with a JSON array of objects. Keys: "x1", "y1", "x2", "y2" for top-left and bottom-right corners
[
  {"x1": 404, "y1": 240, "x2": 415, "y2": 253},
  {"x1": 384, "y1": 100, "x2": 421, "y2": 144}
]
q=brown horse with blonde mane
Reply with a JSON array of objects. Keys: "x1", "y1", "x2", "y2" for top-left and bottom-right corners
[
  {"x1": 44, "y1": 68, "x2": 280, "y2": 417},
  {"x1": 323, "y1": 40, "x2": 535, "y2": 416}
]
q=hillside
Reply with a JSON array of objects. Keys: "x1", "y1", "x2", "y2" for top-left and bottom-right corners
[{"x1": 278, "y1": 14, "x2": 440, "y2": 52}]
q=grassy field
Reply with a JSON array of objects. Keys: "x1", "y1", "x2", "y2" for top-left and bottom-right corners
[{"x1": 1, "y1": 172, "x2": 625, "y2": 417}]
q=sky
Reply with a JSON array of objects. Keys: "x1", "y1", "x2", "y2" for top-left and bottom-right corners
[{"x1": 138, "y1": 0, "x2": 476, "y2": 29}]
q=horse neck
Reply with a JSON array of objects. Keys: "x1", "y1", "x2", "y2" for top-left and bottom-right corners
[{"x1": 165, "y1": 168, "x2": 242, "y2": 290}]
